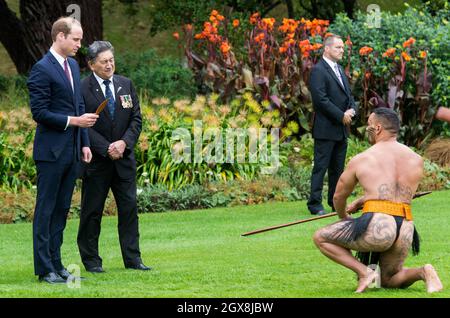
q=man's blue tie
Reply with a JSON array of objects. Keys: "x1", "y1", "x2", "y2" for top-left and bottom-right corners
[{"x1": 103, "y1": 79, "x2": 115, "y2": 120}]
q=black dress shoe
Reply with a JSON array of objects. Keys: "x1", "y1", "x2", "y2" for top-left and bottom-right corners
[
  {"x1": 38, "y1": 272, "x2": 66, "y2": 284},
  {"x1": 57, "y1": 269, "x2": 85, "y2": 280},
  {"x1": 86, "y1": 266, "x2": 105, "y2": 273},
  {"x1": 125, "y1": 263, "x2": 152, "y2": 271}
]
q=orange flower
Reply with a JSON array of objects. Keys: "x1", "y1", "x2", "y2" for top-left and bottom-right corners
[
  {"x1": 254, "y1": 32, "x2": 265, "y2": 43},
  {"x1": 299, "y1": 39, "x2": 311, "y2": 47},
  {"x1": 312, "y1": 43, "x2": 323, "y2": 50},
  {"x1": 172, "y1": 32, "x2": 179, "y2": 40},
  {"x1": 382, "y1": 48, "x2": 396, "y2": 58},
  {"x1": 220, "y1": 41, "x2": 231, "y2": 55},
  {"x1": 401, "y1": 51, "x2": 411, "y2": 62},
  {"x1": 279, "y1": 18, "x2": 298, "y2": 33},
  {"x1": 286, "y1": 38, "x2": 295, "y2": 46},
  {"x1": 250, "y1": 12, "x2": 260, "y2": 25},
  {"x1": 309, "y1": 19, "x2": 328, "y2": 37},
  {"x1": 365, "y1": 71, "x2": 371, "y2": 79},
  {"x1": 208, "y1": 34, "x2": 222, "y2": 43},
  {"x1": 232, "y1": 19, "x2": 240, "y2": 28},
  {"x1": 345, "y1": 36, "x2": 352, "y2": 46},
  {"x1": 261, "y1": 18, "x2": 276, "y2": 31},
  {"x1": 279, "y1": 46, "x2": 288, "y2": 54},
  {"x1": 285, "y1": 33, "x2": 295, "y2": 40},
  {"x1": 402, "y1": 37, "x2": 416, "y2": 48},
  {"x1": 299, "y1": 39, "x2": 314, "y2": 58},
  {"x1": 211, "y1": 10, "x2": 219, "y2": 16},
  {"x1": 359, "y1": 46, "x2": 373, "y2": 56},
  {"x1": 419, "y1": 50, "x2": 427, "y2": 59}
]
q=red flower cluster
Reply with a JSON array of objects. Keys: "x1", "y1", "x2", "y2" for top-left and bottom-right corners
[
  {"x1": 402, "y1": 37, "x2": 416, "y2": 48},
  {"x1": 359, "y1": 46, "x2": 373, "y2": 56},
  {"x1": 382, "y1": 47, "x2": 396, "y2": 58}
]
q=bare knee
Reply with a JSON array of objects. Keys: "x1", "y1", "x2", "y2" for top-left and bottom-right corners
[{"x1": 313, "y1": 229, "x2": 326, "y2": 248}]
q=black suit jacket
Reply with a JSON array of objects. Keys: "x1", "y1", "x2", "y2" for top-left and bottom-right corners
[
  {"x1": 309, "y1": 58, "x2": 357, "y2": 141},
  {"x1": 81, "y1": 73, "x2": 142, "y2": 179}
]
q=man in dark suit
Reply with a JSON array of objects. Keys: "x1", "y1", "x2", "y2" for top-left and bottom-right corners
[
  {"x1": 27, "y1": 17, "x2": 99, "y2": 284},
  {"x1": 307, "y1": 34, "x2": 357, "y2": 215},
  {"x1": 77, "y1": 41, "x2": 150, "y2": 273}
]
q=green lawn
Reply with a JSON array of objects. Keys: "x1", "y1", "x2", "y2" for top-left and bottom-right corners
[{"x1": 0, "y1": 190, "x2": 448, "y2": 298}]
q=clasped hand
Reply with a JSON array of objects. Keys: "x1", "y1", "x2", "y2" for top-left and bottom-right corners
[
  {"x1": 108, "y1": 140, "x2": 126, "y2": 160},
  {"x1": 342, "y1": 109, "x2": 356, "y2": 126}
]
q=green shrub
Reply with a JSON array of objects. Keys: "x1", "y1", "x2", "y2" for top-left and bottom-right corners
[
  {"x1": 136, "y1": 94, "x2": 283, "y2": 190},
  {"x1": 114, "y1": 49, "x2": 196, "y2": 98},
  {"x1": 275, "y1": 165, "x2": 312, "y2": 200},
  {"x1": 0, "y1": 131, "x2": 36, "y2": 191},
  {"x1": 136, "y1": 176, "x2": 302, "y2": 214},
  {"x1": 0, "y1": 75, "x2": 29, "y2": 111},
  {"x1": 137, "y1": 184, "x2": 218, "y2": 213},
  {"x1": 330, "y1": 5, "x2": 450, "y2": 146},
  {"x1": 419, "y1": 158, "x2": 450, "y2": 191}
]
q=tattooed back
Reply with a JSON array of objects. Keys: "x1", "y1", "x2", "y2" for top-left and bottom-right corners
[{"x1": 354, "y1": 141, "x2": 423, "y2": 204}]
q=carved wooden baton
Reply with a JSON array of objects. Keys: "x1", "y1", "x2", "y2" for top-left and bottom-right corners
[{"x1": 95, "y1": 98, "x2": 110, "y2": 115}]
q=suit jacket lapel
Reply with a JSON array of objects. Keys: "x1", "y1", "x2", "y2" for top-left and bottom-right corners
[
  {"x1": 339, "y1": 67, "x2": 352, "y2": 96},
  {"x1": 47, "y1": 53, "x2": 73, "y2": 95},
  {"x1": 89, "y1": 74, "x2": 106, "y2": 104},
  {"x1": 113, "y1": 76, "x2": 123, "y2": 119},
  {"x1": 88, "y1": 73, "x2": 113, "y2": 121},
  {"x1": 67, "y1": 59, "x2": 79, "y2": 113},
  {"x1": 321, "y1": 59, "x2": 347, "y2": 95}
]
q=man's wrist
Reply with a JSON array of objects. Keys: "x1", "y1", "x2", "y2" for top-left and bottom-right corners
[{"x1": 69, "y1": 116, "x2": 78, "y2": 127}]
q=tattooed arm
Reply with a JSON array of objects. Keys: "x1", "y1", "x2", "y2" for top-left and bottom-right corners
[
  {"x1": 346, "y1": 196, "x2": 365, "y2": 214},
  {"x1": 333, "y1": 157, "x2": 359, "y2": 219}
]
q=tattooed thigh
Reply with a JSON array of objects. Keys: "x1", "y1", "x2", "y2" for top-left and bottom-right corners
[
  {"x1": 317, "y1": 220, "x2": 358, "y2": 250},
  {"x1": 356, "y1": 214, "x2": 397, "y2": 252},
  {"x1": 379, "y1": 221, "x2": 414, "y2": 279}
]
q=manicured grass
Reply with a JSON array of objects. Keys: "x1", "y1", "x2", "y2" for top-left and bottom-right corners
[{"x1": 0, "y1": 190, "x2": 448, "y2": 298}]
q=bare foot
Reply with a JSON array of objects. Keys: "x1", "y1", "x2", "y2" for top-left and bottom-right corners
[
  {"x1": 423, "y1": 264, "x2": 443, "y2": 293},
  {"x1": 355, "y1": 269, "x2": 379, "y2": 293}
]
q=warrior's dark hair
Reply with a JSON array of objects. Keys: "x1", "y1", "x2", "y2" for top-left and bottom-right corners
[{"x1": 372, "y1": 107, "x2": 400, "y2": 135}]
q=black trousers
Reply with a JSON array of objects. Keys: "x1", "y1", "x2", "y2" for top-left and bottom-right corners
[
  {"x1": 77, "y1": 163, "x2": 141, "y2": 269},
  {"x1": 307, "y1": 138, "x2": 347, "y2": 214}
]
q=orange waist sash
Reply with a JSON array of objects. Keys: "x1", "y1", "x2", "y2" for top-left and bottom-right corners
[{"x1": 362, "y1": 200, "x2": 413, "y2": 221}]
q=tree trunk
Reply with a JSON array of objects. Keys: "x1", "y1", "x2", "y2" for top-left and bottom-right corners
[
  {"x1": 0, "y1": 0, "x2": 103, "y2": 74},
  {"x1": 0, "y1": 0, "x2": 34, "y2": 74},
  {"x1": 342, "y1": 0, "x2": 356, "y2": 19},
  {"x1": 285, "y1": 0, "x2": 294, "y2": 18}
]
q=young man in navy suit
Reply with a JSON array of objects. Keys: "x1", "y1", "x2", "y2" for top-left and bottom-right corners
[
  {"x1": 307, "y1": 34, "x2": 358, "y2": 215},
  {"x1": 27, "y1": 17, "x2": 98, "y2": 283}
]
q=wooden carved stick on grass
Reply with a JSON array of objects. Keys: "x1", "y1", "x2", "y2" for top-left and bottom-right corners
[{"x1": 241, "y1": 191, "x2": 432, "y2": 237}]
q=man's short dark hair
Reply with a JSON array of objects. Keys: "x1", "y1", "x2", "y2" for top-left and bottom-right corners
[
  {"x1": 87, "y1": 41, "x2": 114, "y2": 62},
  {"x1": 372, "y1": 107, "x2": 400, "y2": 134}
]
